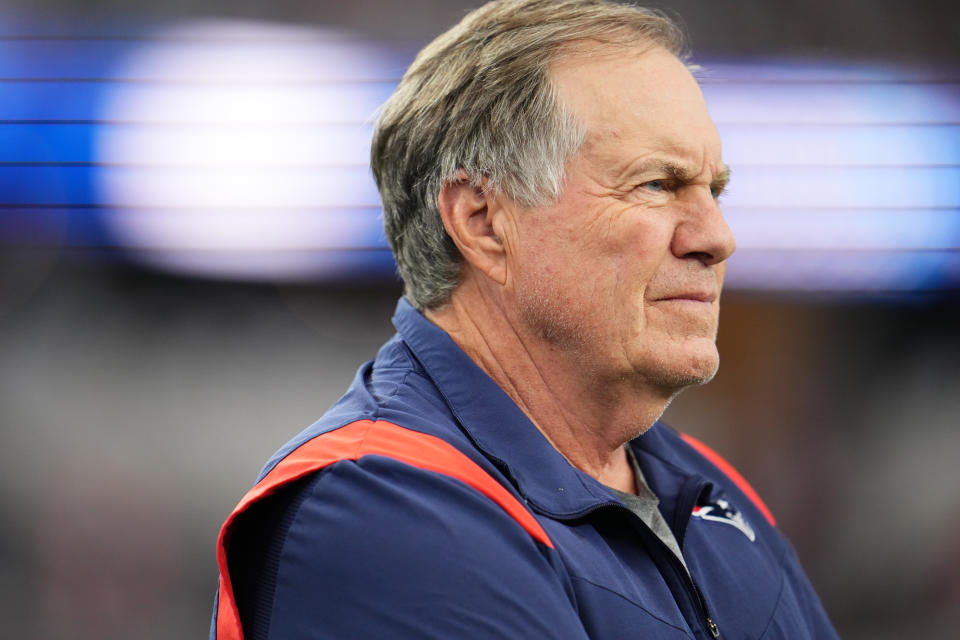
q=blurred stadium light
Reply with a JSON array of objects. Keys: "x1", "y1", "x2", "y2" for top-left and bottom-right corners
[
  {"x1": 702, "y1": 61, "x2": 960, "y2": 292},
  {"x1": 1, "y1": 17, "x2": 958, "y2": 291},
  {"x1": 94, "y1": 20, "x2": 395, "y2": 281}
]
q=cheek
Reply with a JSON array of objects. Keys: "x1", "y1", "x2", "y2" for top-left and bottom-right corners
[{"x1": 623, "y1": 247, "x2": 670, "y2": 305}]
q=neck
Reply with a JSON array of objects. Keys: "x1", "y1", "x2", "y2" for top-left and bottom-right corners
[{"x1": 425, "y1": 278, "x2": 674, "y2": 493}]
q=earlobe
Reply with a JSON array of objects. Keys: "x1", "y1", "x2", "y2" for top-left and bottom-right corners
[{"x1": 437, "y1": 171, "x2": 508, "y2": 286}]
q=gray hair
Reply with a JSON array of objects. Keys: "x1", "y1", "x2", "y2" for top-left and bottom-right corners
[{"x1": 371, "y1": 0, "x2": 687, "y2": 310}]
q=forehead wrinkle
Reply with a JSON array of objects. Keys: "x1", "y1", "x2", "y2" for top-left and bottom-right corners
[{"x1": 551, "y1": 46, "x2": 726, "y2": 191}]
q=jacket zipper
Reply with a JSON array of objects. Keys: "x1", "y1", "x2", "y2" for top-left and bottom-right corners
[
  {"x1": 681, "y1": 483, "x2": 721, "y2": 638},
  {"x1": 692, "y1": 580, "x2": 720, "y2": 638},
  {"x1": 672, "y1": 547, "x2": 720, "y2": 638},
  {"x1": 589, "y1": 502, "x2": 721, "y2": 638}
]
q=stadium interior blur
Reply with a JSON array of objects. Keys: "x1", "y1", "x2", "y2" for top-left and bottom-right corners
[{"x1": 0, "y1": 0, "x2": 958, "y2": 637}]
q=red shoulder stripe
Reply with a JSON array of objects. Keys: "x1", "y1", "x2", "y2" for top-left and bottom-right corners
[
  {"x1": 215, "y1": 419, "x2": 552, "y2": 640},
  {"x1": 680, "y1": 433, "x2": 776, "y2": 527}
]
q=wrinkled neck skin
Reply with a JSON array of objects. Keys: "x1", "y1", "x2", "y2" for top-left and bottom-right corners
[{"x1": 426, "y1": 275, "x2": 680, "y2": 494}]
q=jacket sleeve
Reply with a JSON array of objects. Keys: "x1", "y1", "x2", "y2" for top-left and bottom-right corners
[{"x1": 233, "y1": 455, "x2": 590, "y2": 640}]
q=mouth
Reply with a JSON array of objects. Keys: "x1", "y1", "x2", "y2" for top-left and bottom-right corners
[{"x1": 653, "y1": 291, "x2": 717, "y2": 304}]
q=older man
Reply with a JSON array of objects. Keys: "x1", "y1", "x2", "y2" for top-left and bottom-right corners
[{"x1": 212, "y1": 1, "x2": 838, "y2": 638}]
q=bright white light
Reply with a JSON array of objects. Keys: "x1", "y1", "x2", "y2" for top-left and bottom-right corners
[
  {"x1": 702, "y1": 78, "x2": 960, "y2": 125},
  {"x1": 95, "y1": 19, "x2": 394, "y2": 281},
  {"x1": 719, "y1": 125, "x2": 960, "y2": 167},
  {"x1": 699, "y1": 60, "x2": 960, "y2": 291},
  {"x1": 725, "y1": 208, "x2": 958, "y2": 252}
]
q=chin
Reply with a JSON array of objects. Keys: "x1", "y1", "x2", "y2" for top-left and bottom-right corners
[{"x1": 645, "y1": 348, "x2": 720, "y2": 392}]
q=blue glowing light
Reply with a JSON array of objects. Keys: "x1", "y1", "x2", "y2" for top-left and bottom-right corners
[{"x1": 0, "y1": 19, "x2": 957, "y2": 292}]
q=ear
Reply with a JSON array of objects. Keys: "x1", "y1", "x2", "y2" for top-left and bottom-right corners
[{"x1": 437, "y1": 171, "x2": 507, "y2": 286}]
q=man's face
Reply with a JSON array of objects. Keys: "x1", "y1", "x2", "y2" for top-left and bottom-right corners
[{"x1": 502, "y1": 45, "x2": 736, "y2": 393}]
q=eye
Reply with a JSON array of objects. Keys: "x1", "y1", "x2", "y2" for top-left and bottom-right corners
[{"x1": 641, "y1": 179, "x2": 666, "y2": 192}]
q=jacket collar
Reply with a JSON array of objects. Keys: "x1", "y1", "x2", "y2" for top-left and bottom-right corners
[{"x1": 392, "y1": 298, "x2": 702, "y2": 520}]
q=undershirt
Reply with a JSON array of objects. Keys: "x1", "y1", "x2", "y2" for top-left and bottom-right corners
[{"x1": 609, "y1": 446, "x2": 689, "y2": 573}]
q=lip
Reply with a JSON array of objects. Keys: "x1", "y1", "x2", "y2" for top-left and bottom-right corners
[{"x1": 653, "y1": 291, "x2": 717, "y2": 304}]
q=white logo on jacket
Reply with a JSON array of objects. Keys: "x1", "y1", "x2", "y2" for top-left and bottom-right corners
[{"x1": 692, "y1": 498, "x2": 756, "y2": 542}]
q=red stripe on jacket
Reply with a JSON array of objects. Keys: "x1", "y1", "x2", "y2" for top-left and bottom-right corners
[
  {"x1": 680, "y1": 432, "x2": 777, "y2": 526},
  {"x1": 214, "y1": 419, "x2": 553, "y2": 640}
]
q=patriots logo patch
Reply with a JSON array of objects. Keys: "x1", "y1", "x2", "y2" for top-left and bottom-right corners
[{"x1": 692, "y1": 498, "x2": 756, "y2": 542}]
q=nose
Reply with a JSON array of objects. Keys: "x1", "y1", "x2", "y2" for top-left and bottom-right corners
[{"x1": 671, "y1": 190, "x2": 737, "y2": 266}]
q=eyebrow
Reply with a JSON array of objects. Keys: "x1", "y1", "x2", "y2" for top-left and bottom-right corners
[
  {"x1": 642, "y1": 159, "x2": 731, "y2": 190},
  {"x1": 713, "y1": 165, "x2": 732, "y2": 192}
]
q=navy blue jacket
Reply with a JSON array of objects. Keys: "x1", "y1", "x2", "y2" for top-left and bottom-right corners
[{"x1": 213, "y1": 299, "x2": 838, "y2": 639}]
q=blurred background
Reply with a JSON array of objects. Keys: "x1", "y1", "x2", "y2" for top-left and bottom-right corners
[{"x1": 0, "y1": 0, "x2": 958, "y2": 637}]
